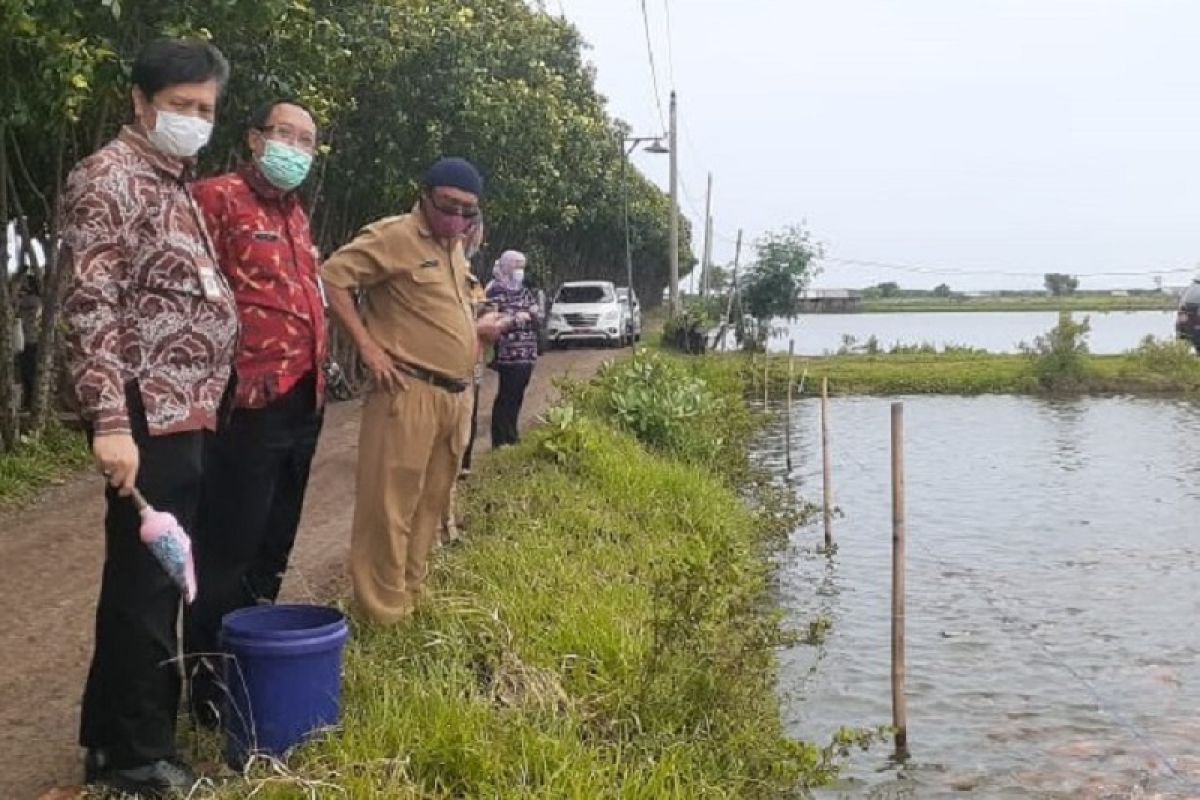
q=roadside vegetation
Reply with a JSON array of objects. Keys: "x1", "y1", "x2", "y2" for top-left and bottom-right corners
[
  {"x1": 0, "y1": 422, "x2": 88, "y2": 508},
  {"x1": 200, "y1": 351, "x2": 866, "y2": 799}
]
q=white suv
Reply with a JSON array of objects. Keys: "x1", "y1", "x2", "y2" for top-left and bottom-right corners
[{"x1": 547, "y1": 281, "x2": 626, "y2": 348}]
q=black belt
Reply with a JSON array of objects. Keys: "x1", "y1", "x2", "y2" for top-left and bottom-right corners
[{"x1": 395, "y1": 363, "x2": 469, "y2": 394}]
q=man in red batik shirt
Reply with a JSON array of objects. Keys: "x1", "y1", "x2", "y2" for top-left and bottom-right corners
[{"x1": 186, "y1": 99, "x2": 326, "y2": 726}]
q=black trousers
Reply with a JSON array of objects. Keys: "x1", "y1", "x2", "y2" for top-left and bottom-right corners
[
  {"x1": 80, "y1": 386, "x2": 204, "y2": 767},
  {"x1": 462, "y1": 382, "x2": 481, "y2": 471},
  {"x1": 184, "y1": 373, "x2": 322, "y2": 717},
  {"x1": 16, "y1": 344, "x2": 36, "y2": 409},
  {"x1": 491, "y1": 362, "x2": 534, "y2": 448}
]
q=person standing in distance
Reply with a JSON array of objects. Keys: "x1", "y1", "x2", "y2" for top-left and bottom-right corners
[{"x1": 486, "y1": 250, "x2": 541, "y2": 448}]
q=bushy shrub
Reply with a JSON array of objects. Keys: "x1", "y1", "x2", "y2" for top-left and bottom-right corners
[
  {"x1": 567, "y1": 350, "x2": 752, "y2": 470},
  {"x1": 1129, "y1": 335, "x2": 1199, "y2": 375},
  {"x1": 1020, "y1": 312, "x2": 1091, "y2": 390}
]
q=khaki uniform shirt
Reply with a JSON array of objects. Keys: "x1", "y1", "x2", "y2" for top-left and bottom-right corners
[{"x1": 321, "y1": 204, "x2": 477, "y2": 380}]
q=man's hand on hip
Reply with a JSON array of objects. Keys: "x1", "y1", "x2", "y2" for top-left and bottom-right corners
[{"x1": 359, "y1": 338, "x2": 406, "y2": 393}]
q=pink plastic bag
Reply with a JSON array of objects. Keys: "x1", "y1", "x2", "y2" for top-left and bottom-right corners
[{"x1": 131, "y1": 489, "x2": 198, "y2": 603}]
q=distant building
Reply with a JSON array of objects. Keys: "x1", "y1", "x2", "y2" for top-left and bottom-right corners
[{"x1": 797, "y1": 288, "x2": 863, "y2": 313}]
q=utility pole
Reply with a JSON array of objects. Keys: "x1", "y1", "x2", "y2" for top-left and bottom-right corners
[
  {"x1": 620, "y1": 132, "x2": 633, "y2": 296},
  {"x1": 724, "y1": 227, "x2": 743, "y2": 325},
  {"x1": 700, "y1": 172, "x2": 713, "y2": 297},
  {"x1": 668, "y1": 90, "x2": 679, "y2": 316}
]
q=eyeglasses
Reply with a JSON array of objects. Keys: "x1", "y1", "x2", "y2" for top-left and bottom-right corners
[
  {"x1": 258, "y1": 124, "x2": 318, "y2": 151},
  {"x1": 427, "y1": 194, "x2": 480, "y2": 219}
]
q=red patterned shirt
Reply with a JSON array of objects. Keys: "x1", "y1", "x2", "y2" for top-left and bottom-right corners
[
  {"x1": 192, "y1": 164, "x2": 326, "y2": 409},
  {"x1": 61, "y1": 127, "x2": 239, "y2": 436}
]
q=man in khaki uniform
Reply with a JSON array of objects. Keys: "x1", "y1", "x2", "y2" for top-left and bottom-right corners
[{"x1": 322, "y1": 158, "x2": 506, "y2": 623}]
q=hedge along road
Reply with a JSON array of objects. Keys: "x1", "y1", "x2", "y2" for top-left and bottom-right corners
[{"x1": 0, "y1": 346, "x2": 618, "y2": 800}]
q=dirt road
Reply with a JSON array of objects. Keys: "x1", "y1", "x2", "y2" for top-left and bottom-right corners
[{"x1": 0, "y1": 347, "x2": 616, "y2": 799}]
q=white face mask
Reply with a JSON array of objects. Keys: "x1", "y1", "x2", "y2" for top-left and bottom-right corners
[
  {"x1": 146, "y1": 109, "x2": 213, "y2": 158},
  {"x1": 512, "y1": 269, "x2": 526, "y2": 286}
]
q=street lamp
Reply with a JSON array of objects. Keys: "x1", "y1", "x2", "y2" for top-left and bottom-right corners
[{"x1": 619, "y1": 132, "x2": 669, "y2": 300}]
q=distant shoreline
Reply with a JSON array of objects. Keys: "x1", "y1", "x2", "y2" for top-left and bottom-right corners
[
  {"x1": 737, "y1": 348, "x2": 1200, "y2": 396},
  {"x1": 858, "y1": 295, "x2": 1176, "y2": 314}
]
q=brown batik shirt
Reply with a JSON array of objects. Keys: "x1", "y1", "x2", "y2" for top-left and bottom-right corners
[{"x1": 61, "y1": 126, "x2": 239, "y2": 436}]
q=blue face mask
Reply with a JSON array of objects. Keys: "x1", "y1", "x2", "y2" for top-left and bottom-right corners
[{"x1": 256, "y1": 140, "x2": 312, "y2": 191}]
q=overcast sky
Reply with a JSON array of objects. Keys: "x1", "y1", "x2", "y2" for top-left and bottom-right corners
[{"x1": 557, "y1": 0, "x2": 1200, "y2": 290}]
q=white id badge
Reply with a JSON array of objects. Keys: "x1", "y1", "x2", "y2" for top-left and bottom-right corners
[{"x1": 199, "y1": 266, "x2": 224, "y2": 302}]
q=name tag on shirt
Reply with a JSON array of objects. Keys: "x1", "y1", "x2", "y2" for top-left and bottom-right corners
[
  {"x1": 253, "y1": 231, "x2": 281, "y2": 242},
  {"x1": 199, "y1": 265, "x2": 225, "y2": 302}
]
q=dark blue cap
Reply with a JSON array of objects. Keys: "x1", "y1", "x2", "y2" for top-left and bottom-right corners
[{"x1": 424, "y1": 157, "x2": 483, "y2": 197}]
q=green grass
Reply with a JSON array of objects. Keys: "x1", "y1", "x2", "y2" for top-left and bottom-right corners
[
  {"x1": 861, "y1": 294, "x2": 1175, "y2": 314},
  {"x1": 0, "y1": 422, "x2": 90, "y2": 509},
  {"x1": 201, "y1": 352, "x2": 848, "y2": 799},
  {"x1": 730, "y1": 340, "x2": 1200, "y2": 396}
]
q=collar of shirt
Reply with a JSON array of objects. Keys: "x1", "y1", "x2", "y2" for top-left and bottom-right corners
[
  {"x1": 240, "y1": 161, "x2": 295, "y2": 206},
  {"x1": 118, "y1": 125, "x2": 189, "y2": 180},
  {"x1": 411, "y1": 201, "x2": 434, "y2": 239}
]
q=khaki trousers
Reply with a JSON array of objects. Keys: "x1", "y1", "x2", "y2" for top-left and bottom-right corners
[{"x1": 350, "y1": 380, "x2": 470, "y2": 624}]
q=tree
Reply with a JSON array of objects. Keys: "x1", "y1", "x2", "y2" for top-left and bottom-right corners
[
  {"x1": 705, "y1": 263, "x2": 730, "y2": 294},
  {"x1": 932, "y1": 283, "x2": 952, "y2": 298},
  {"x1": 0, "y1": 0, "x2": 696, "y2": 453},
  {"x1": 1044, "y1": 273, "x2": 1079, "y2": 296},
  {"x1": 875, "y1": 281, "x2": 900, "y2": 298},
  {"x1": 739, "y1": 225, "x2": 821, "y2": 349}
]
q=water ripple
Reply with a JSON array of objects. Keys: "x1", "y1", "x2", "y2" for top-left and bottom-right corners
[{"x1": 763, "y1": 395, "x2": 1200, "y2": 798}]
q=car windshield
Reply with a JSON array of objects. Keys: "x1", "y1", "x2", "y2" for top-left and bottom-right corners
[
  {"x1": 1183, "y1": 283, "x2": 1200, "y2": 305},
  {"x1": 556, "y1": 285, "x2": 614, "y2": 303}
]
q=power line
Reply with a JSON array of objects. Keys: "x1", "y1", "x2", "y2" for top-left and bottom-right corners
[
  {"x1": 661, "y1": 0, "x2": 676, "y2": 88},
  {"x1": 638, "y1": 0, "x2": 667, "y2": 130},
  {"x1": 702, "y1": 234, "x2": 1196, "y2": 279},
  {"x1": 677, "y1": 173, "x2": 706, "y2": 220}
]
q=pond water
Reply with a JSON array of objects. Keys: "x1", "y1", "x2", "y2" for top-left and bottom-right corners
[
  {"x1": 762, "y1": 395, "x2": 1200, "y2": 798},
  {"x1": 767, "y1": 310, "x2": 1176, "y2": 355}
]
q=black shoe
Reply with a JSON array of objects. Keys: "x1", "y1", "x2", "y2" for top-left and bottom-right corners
[
  {"x1": 84, "y1": 748, "x2": 110, "y2": 782},
  {"x1": 87, "y1": 755, "x2": 197, "y2": 798}
]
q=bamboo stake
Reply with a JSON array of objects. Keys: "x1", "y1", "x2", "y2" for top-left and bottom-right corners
[
  {"x1": 762, "y1": 353, "x2": 769, "y2": 410},
  {"x1": 785, "y1": 341, "x2": 795, "y2": 471},
  {"x1": 891, "y1": 402, "x2": 909, "y2": 757},
  {"x1": 820, "y1": 377, "x2": 833, "y2": 549}
]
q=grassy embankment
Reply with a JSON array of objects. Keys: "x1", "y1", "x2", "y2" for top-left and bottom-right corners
[
  {"x1": 0, "y1": 422, "x2": 90, "y2": 508},
  {"x1": 203, "y1": 351, "x2": 859, "y2": 799},
  {"x1": 861, "y1": 294, "x2": 1175, "y2": 314},
  {"x1": 735, "y1": 337, "x2": 1200, "y2": 396}
]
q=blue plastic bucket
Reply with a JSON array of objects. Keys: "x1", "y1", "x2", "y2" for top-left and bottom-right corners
[{"x1": 220, "y1": 604, "x2": 349, "y2": 769}]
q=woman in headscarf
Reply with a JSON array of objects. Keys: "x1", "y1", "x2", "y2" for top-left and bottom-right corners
[{"x1": 486, "y1": 250, "x2": 541, "y2": 447}]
